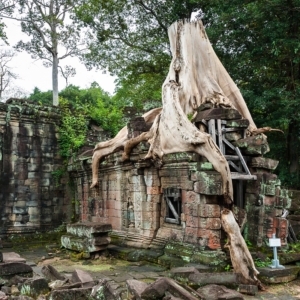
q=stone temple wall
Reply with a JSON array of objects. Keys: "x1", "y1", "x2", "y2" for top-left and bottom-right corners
[
  {"x1": 69, "y1": 141, "x2": 291, "y2": 251},
  {"x1": 0, "y1": 99, "x2": 69, "y2": 235}
]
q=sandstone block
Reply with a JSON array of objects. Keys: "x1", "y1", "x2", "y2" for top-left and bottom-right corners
[
  {"x1": 251, "y1": 157, "x2": 279, "y2": 170},
  {"x1": 193, "y1": 172, "x2": 222, "y2": 195},
  {"x1": 258, "y1": 266, "x2": 300, "y2": 283},
  {"x1": 0, "y1": 262, "x2": 32, "y2": 276},
  {"x1": 197, "y1": 284, "x2": 244, "y2": 299},
  {"x1": 126, "y1": 279, "x2": 148, "y2": 300},
  {"x1": 198, "y1": 204, "x2": 220, "y2": 218},
  {"x1": 66, "y1": 222, "x2": 112, "y2": 238},
  {"x1": 71, "y1": 269, "x2": 95, "y2": 288},
  {"x1": 49, "y1": 287, "x2": 92, "y2": 300}
]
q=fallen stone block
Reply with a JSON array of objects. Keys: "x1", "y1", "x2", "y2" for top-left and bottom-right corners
[
  {"x1": 71, "y1": 269, "x2": 95, "y2": 288},
  {"x1": 51, "y1": 282, "x2": 81, "y2": 290},
  {"x1": 9, "y1": 275, "x2": 28, "y2": 286},
  {"x1": 47, "y1": 287, "x2": 92, "y2": 300},
  {"x1": 61, "y1": 235, "x2": 108, "y2": 253},
  {"x1": 169, "y1": 267, "x2": 200, "y2": 281},
  {"x1": 141, "y1": 277, "x2": 203, "y2": 300},
  {"x1": 90, "y1": 279, "x2": 121, "y2": 300},
  {"x1": 41, "y1": 265, "x2": 66, "y2": 282},
  {"x1": 237, "y1": 284, "x2": 258, "y2": 296},
  {"x1": 0, "y1": 263, "x2": 32, "y2": 277},
  {"x1": 126, "y1": 279, "x2": 148, "y2": 300},
  {"x1": 48, "y1": 280, "x2": 68, "y2": 290},
  {"x1": 2, "y1": 252, "x2": 26, "y2": 263},
  {"x1": 197, "y1": 284, "x2": 244, "y2": 300},
  {"x1": 257, "y1": 266, "x2": 300, "y2": 284},
  {"x1": 189, "y1": 272, "x2": 241, "y2": 287},
  {"x1": 20, "y1": 278, "x2": 49, "y2": 298}
]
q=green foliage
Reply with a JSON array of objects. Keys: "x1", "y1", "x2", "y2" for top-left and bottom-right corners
[
  {"x1": 27, "y1": 87, "x2": 53, "y2": 106},
  {"x1": 254, "y1": 257, "x2": 271, "y2": 268},
  {"x1": 28, "y1": 83, "x2": 125, "y2": 137},
  {"x1": 224, "y1": 264, "x2": 231, "y2": 272},
  {"x1": 75, "y1": 0, "x2": 201, "y2": 109},
  {"x1": 58, "y1": 98, "x2": 88, "y2": 159},
  {"x1": 51, "y1": 168, "x2": 65, "y2": 187},
  {"x1": 201, "y1": 0, "x2": 300, "y2": 188}
]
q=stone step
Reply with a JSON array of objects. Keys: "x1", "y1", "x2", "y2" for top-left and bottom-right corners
[
  {"x1": 257, "y1": 266, "x2": 300, "y2": 284},
  {"x1": 66, "y1": 222, "x2": 112, "y2": 238}
]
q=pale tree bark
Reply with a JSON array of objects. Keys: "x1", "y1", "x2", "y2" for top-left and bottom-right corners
[
  {"x1": 91, "y1": 19, "x2": 261, "y2": 287},
  {"x1": 221, "y1": 209, "x2": 263, "y2": 288},
  {"x1": 52, "y1": 54, "x2": 59, "y2": 106}
]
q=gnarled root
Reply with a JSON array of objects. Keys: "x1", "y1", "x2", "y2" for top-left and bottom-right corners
[
  {"x1": 122, "y1": 131, "x2": 153, "y2": 161},
  {"x1": 221, "y1": 209, "x2": 263, "y2": 288},
  {"x1": 90, "y1": 108, "x2": 162, "y2": 188}
]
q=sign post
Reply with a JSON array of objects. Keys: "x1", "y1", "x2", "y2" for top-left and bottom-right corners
[{"x1": 269, "y1": 233, "x2": 285, "y2": 269}]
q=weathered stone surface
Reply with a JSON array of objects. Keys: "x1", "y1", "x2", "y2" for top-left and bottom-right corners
[
  {"x1": 225, "y1": 119, "x2": 250, "y2": 128},
  {"x1": 193, "y1": 172, "x2": 222, "y2": 195},
  {"x1": 141, "y1": 277, "x2": 202, "y2": 300},
  {"x1": 0, "y1": 262, "x2": 32, "y2": 277},
  {"x1": 126, "y1": 279, "x2": 148, "y2": 300},
  {"x1": 41, "y1": 265, "x2": 66, "y2": 282},
  {"x1": 71, "y1": 269, "x2": 95, "y2": 288},
  {"x1": 48, "y1": 287, "x2": 92, "y2": 300},
  {"x1": 20, "y1": 278, "x2": 49, "y2": 298},
  {"x1": 189, "y1": 272, "x2": 241, "y2": 286},
  {"x1": 237, "y1": 284, "x2": 258, "y2": 296},
  {"x1": 197, "y1": 284, "x2": 244, "y2": 300},
  {"x1": 194, "y1": 108, "x2": 242, "y2": 121},
  {"x1": 61, "y1": 235, "x2": 109, "y2": 253},
  {"x1": 233, "y1": 134, "x2": 270, "y2": 155},
  {"x1": 169, "y1": 267, "x2": 200, "y2": 281},
  {"x1": 225, "y1": 132, "x2": 242, "y2": 141},
  {"x1": 2, "y1": 252, "x2": 26, "y2": 263},
  {"x1": 90, "y1": 279, "x2": 120, "y2": 300},
  {"x1": 251, "y1": 157, "x2": 279, "y2": 170},
  {"x1": 257, "y1": 266, "x2": 300, "y2": 283},
  {"x1": 66, "y1": 222, "x2": 112, "y2": 238}
]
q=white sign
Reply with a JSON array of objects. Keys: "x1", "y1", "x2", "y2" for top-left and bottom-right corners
[{"x1": 269, "y1": 238, "x2": 281, "y2": 247}]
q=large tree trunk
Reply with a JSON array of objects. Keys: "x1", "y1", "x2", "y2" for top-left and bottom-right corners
[
  {"x1": 52, "y1": 54, "x2": 59, "y2": 106},
  {"x1": 91, "y1": 19, "x2": 261, "y2": 286}
]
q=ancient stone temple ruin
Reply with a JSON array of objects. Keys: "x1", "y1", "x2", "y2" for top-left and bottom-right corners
[
  {"x1": 67, "y1": 106, "x2": 290, "y2": 255},
  {"x1": 65, "y1": 20, "x2": 293, "y2": 282}
]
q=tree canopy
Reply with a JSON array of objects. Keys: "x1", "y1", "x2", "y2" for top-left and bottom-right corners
[
  {"x1": 75, "y1": 0, "x2": 202, "y2": 109},
  {"x1": 202, "y1": 0, "x2": 300, "y2": 187},
  {"x1": 27, "y1": 82, "x2": 125, "y2": 135}
]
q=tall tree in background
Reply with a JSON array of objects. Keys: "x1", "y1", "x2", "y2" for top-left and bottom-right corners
[
  {"x1": 202, "y1": 0, "x2": 300, "y2": 187},
  {"x1": 76, "y1": 0, "x2": 202, "y2": 109},
  {"x1": 0, "y1": 48, "x2": 17, "y2": 99},
  {"x1": 0, "y1": 0, "x2": 16, "y2": 42},
  {"x1": 16, "y1": 0, "x2": 85, "y2": 106}
]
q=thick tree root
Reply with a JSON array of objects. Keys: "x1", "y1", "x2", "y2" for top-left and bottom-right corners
[{"x1": 221, "y1": 209, "x2": 264, "y2": 289}]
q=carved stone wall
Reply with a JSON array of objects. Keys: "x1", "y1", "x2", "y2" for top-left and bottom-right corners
[
  {"x1": 0, "y1": 99, "x2": 109, "y2": 236},
  {"x1": 0, "y1": 99, "x2": 68, "y2": 235}
]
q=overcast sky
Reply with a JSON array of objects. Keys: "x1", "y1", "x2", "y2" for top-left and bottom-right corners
[{"x1": 2, "y1": 19, "x2": 116, "y2": 98}]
